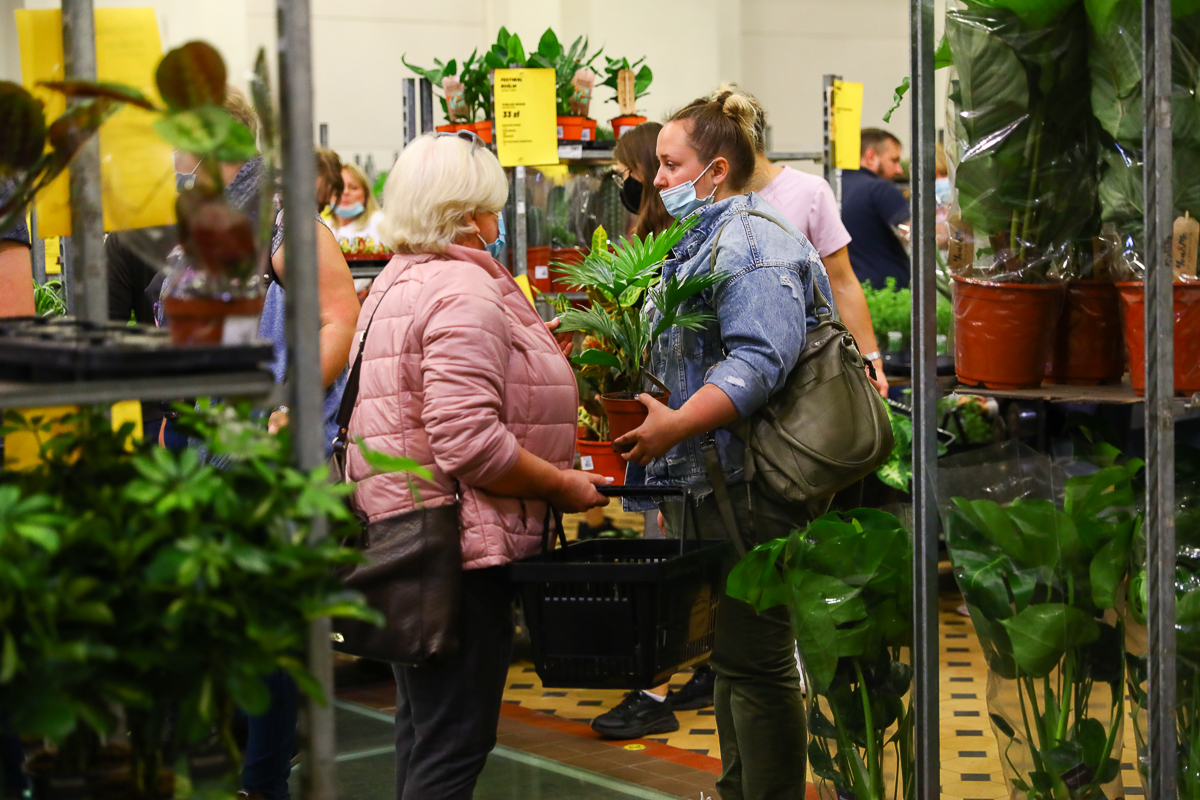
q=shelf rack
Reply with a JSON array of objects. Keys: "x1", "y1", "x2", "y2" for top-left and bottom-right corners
[{"x1": 909, "y1": 0, "x2": 1179, "y2": 796}]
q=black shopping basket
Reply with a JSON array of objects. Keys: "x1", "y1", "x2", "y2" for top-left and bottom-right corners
[{"x1": 508, "y1": 486, "x2": 733, "y2": 690}]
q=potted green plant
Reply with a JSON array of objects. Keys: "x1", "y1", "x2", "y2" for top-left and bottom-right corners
[
  {"x1": 555, "y1": 220, "x2": 721, "y2": 441},
  {"x1": 726, "y1": 508, "x2": 914, "y2": 800},
  {"x1": 600, "y1": 56, "x2": 652, "y2": 138},
  {"x1": 521, "y1": 29, "x2": 604, "y2": 142},
  {"x1": 401, "y1": 55, "x2": 471, "y2": 132},
  {"x1": 941, "y1": 440, "x2": 1140, "y2": 800},
  {"x1": 0, "y1": 403, "x2": 382, "y2": 798},
  {"x1": 945, "y1": 0, "x2": 1101, "y2": 388},
  {"x1": 1088, "y1": 0, "x2": 1200, "y2": 394}
]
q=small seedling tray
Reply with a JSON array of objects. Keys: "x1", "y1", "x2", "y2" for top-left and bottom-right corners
[{"x1": 0, "y1": 317, "x2": 272, "y2": 382}]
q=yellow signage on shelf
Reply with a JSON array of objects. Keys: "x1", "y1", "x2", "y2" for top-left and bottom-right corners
[
  {"x1": 493, "y1": 68, "x2": 559, "y2": 167},
  {"x1": 15, "y1": 8, "x2": 175, "y2": 238},
  {"x1": 832, "y1": 80, "x2": 865, "y2": 171},
  {"x1": 4, "y1": 402, "x2": 141, "y2": 471}
]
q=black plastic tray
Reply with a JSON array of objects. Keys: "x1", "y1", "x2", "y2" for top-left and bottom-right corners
[{"x1": 0, "y1": 317, "x2": 273, "y2": 382}]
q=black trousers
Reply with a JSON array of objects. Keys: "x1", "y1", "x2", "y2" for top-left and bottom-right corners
[{"x1": 391, "y1": 566, "x2": 515, "y2": 800}]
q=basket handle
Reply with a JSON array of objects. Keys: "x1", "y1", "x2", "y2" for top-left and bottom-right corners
[{"x1": 541, "y1": 503, "x2": 568, "y2": 555}]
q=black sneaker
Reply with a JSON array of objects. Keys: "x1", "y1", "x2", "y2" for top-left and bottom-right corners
[
  {"x1": 667, "y1": 665, "x2": 715, "y2": 710},
  {"x1": 591, "y1": 692, "x2": 680, "y2": 739}
]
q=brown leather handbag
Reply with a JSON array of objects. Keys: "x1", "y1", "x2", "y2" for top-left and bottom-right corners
[{"x1": 329, "y1": 277, "x2": 462, "y2": 666}]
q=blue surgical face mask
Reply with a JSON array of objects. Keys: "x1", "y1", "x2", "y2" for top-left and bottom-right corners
[
  {"x1": 660, "y1": 160, "x2": 717, "y2": 220},
  {"x1": 335, "y1": 201, "x2": 365, "y2": 219},
  {"x1": 935, "y1": 176, "x2": 951, "y2": 206},
  {"x1": 478, "y1": 212, "x2": 506, "y2": 259}
]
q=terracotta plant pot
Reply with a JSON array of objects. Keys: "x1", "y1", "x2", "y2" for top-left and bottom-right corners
[
  {"x1": 549, "y1": 246, "x2": 587, "y2": 293},
  {"x1": 472, "y1": 120, "x2": 494, "y2": 143},
  {"x1": 611, "y1": 115, "x2": 647, "y2": 138},
  {"x1": 1116, "y1": 281, "x2": 1200, "y2": 395},
  {"x1": 601, "y1": 391, "x2": 670, "y2": 442},
  {"x1": 581, "y1": 119, "x2": 598, "y2": 142},
  {"x1": 577, "y1": 438, "x2": 626, "y2": 485},
  {"x1": 1045, "y1": 280, "x2": 1125, "y2": 385},
  {"x1": 524, "y1": 245, "x2": 553, "y2": 293},
  {"x1": 952, "y1": 276, "x2": 1066, "y2": 390},
  {"x1": 434, "y1": 124, "x2": 457, "y2": 133},
  {"x1": 164, "y1": 295, "x2": 265, "y2": 346},
  {"x1": 556, "y1": 115, "x2": 586, "y2": 140}
]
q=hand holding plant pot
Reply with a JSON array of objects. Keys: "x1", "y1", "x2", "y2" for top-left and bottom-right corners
[{"x1": 555, "y1": 219, "x2": 722, "y2": 442}]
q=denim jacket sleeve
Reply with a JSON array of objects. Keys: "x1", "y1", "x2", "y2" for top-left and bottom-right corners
[{"x1": 703, "y1": 224, "x2": 811, "y2": 418}]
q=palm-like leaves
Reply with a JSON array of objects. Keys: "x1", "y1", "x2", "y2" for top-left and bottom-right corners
[{"x1": 556, "y1": 217, "x2": 722, "y2": 394}]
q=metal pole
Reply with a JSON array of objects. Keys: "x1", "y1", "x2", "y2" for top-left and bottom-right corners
[
  {"x1": 822, "y1": 74, "x2": 840, "y2": 202},
  {"x1": 513, "y1": 166, "x2": 527, "y2": 277},
  {"x1": 60, "y1": 237, "x2": 75, "y2": 316},
  {"x1": 1144, "y1": 0, "x2": 1177, "y2": 796},
  {"x1": 419, "y1": 78, "x2": 434, "y2": 134},
  {"x1": 403, "y1": 78, "x2": 417, "y2": 147},
  {"x1": 61, "y1": 0, "x2": 106, "y2": 324},
  {"x1": 29, "y1": 207, "x2": 46, "y2": 285},
  {"x1": 276, "y1": 2, "x2": 335, "y2": 799},
  {"x1": 910, "y1": 0, "x2": 939, "y2": 798},
  {"x1": 318, "y1": 123, "x2": 328, "y2": 148}
]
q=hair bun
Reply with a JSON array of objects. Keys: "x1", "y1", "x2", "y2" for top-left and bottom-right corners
[{"x1": 713, "y1": 85, "x2": 758, "y2": 147}]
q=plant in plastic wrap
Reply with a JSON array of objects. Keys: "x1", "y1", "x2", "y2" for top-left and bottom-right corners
[
  {"x1": 945, "y1": 0, "x2": 1102, "y2": 281},
  {"x1": 1086, "y1": 0, "x2": 1200, "y2": 274},
  {"x1": 727, "y1": 509, "x2": 914, "y2": 800},
  {"x1": 941, "y1": 440, "x2": 1142, "y2": 800},
  {"x1": 1124, "y1": 442, "x2": 1200, "y2": 796}
]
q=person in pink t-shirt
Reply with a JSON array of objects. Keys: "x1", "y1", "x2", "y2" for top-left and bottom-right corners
[{"x1": 729, "y1": 89, "x2": 887, "y2": 396}]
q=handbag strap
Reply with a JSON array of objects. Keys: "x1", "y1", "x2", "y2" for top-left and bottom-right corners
[
  {"x1": 701, "y1": 437, "x2": 748, "y2": 557},
  {"x1": 331, "y1": 274, "x2": 404, "y2": 456},
  {"x1": 708, "y1": 208, "x2": 833, "y2": 322}
]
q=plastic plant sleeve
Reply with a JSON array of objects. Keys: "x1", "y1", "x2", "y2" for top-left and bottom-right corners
[
  {"x1": 939, "y1": 440, "x2": 1141, "y2": 800},
  {"x1": 1087, "y1": 0, "x2": 1200, "y2": 279},
  {"x1": 727, "y1": 509, "x2": 914, "y2": 800},
  {"x1": 944, "y1": 1, "x2": 1102, "y2": 283}
]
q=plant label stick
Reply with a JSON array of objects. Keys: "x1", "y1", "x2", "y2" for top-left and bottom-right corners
[
  {"x1": 1092, "y1": 236, "x2": 1114, "y2": 281},
  {"x1": 1174, "y1": 211, "x2": 1199, "y2": 280},
  {"x1": 617, "y1": 69, "x2": 637, "y2": 116},
  {"x1": 442, "y1": 76, "x2": 469, "y2": 122},
  {"x1": 947, "y1": 217, "x2": 975, "y2": 275},
  {"x1": 570, "y1": 68, "x2": 595, "y2": 117}
]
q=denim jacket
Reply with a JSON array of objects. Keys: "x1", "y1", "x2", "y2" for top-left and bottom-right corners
[{"x1": 625, "y1": 192, "x2": 834, "y2": 506}]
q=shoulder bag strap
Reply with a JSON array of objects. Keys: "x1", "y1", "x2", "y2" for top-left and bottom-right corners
[
  {"x1": 708, "y1": 208, "x2": 833, "y2": 321},
  {"x1": 331, "y1": 275, "x2": 404, "y2": 455}
]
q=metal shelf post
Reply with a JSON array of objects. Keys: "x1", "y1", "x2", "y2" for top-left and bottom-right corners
[
  {"x1": 1144, "y1": 0, "x2": 1178, "y2": 795},
  {"x1": 909, "y1": 1, "x2": 939, "y2": 797},
  {"x1": 276, "y1": 0, "x2": 335, "y2": 798}
]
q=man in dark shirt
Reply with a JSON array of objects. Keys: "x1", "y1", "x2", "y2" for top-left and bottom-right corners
[
  {"x1": 106, "y1": 225, "x2": 177, "y2": 323},
  {"x1": 841, "y1": 128, "x2": 912, "y2": 289}
]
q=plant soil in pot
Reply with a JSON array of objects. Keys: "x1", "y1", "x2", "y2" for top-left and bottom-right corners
[
  {"x1": 163, "y1": 295, "x2": 265, "y2": 346},
  {"x1": 952, "y1": 276, "x2": 1065, "y2": 390},
  {"x1": 610, "y1": 115, "x2": 647, "y2": 137},
  {"x1": 1116, "y1": 281, "x2": 1200, "y2": 395},
  {"x1": 1045, "y1": 280, "x2": 1125, "y2": 385},
  {"x1": 601, "y1": 391, "x2": 669, "y2": 442},
  {"x1": 577, "y1": 438, "x2": 625, "y2": 485}
]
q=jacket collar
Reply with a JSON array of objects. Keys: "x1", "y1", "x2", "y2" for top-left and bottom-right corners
[{"x1": 672, "y1": 193, "x2": 755, "y2": 262}]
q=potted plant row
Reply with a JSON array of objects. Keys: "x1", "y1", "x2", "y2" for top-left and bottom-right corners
[
  {"x1": 402, "y1": 45, "x2": 498, "y2": 143},
  {"x1": 0, "y1": 404, "x2": 382, "y2": 799}
]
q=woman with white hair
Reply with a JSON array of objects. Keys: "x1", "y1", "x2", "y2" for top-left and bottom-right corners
[{"x1": 344, "y1": 131, "x2": 609, "y2": 800}]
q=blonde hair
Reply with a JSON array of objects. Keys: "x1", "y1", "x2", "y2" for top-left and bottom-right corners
[
  {"x1": 378, "y1": 134, "x2": 508, "y2": 254},
  {"x1": 669, "y1": 83, "x2": 759, "y2": 190},
  {"x1": 224, "y1": 85, "x2": 258, "y2": 139},
  {"x1": 340, "y1": 162, "x2": 381, "y2": 230}
]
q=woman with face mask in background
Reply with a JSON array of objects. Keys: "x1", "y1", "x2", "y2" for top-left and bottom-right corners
[
  {"x1": 609, "y1": 86, "x2": 842, "y2": 800},
  {"x1": 612, "y1": 122, "x2": 674, "y2": 239},
  {"x1": 332, "y1": 162, "x2": 385, "y2": 247}
]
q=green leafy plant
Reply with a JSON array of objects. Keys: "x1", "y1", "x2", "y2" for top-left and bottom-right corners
[
  {"x1": 944, "y1": 447, "x2": 1142, "y2": 800},
  {"x1": 861, "y1": 278, "x2": 951, "y2": 352},
  {"x1": 33, "y1": 279, "x2": 67, "y2": 317},
  {"x1": 555, "y1": 219, "x2": 723, "y2": 397},
  {"x1": 524, "y1": 29, "x2": 604, "y2": 117},
  {"x1": 0, "y1": 403, "x2": 383, "y2": 797},
  {"x1": 727, "y1": 509, "x2": 914, "y2": 800},
  {"x1": 600, "y1": 56, "x2": 652, "y2": 111},
  {"x1": 947, "y1": 1, "x2": 1101, "y2": 281}
]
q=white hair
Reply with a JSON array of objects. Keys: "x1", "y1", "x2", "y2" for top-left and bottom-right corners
[{"x1": 377, "y1": 134, "x2": 509, "y2": 254}]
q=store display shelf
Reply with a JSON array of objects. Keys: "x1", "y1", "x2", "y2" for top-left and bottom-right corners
[
  {"x1": 765, "y1": 150, "x2": 823, "y2": 163},
  {"x1": 949, "y1": 380, "x2": 1200, "y2": 414},
  {"x1": 0, "y1": 370, "x2": 276, "y2": 409},
  {"x1": 349, "y1": 264, "x2": 386, "y2": 280},
  {"x1": 556, "y1": 144, "x2": 615, "y2": 163}
]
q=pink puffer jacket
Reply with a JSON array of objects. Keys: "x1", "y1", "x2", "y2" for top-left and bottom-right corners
[{"x1": 346, "y1": 244, "x2": 578, "y2": 570}]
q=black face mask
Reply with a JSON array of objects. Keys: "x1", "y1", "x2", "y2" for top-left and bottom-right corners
[{"x1": 619, "y1": 177, "x2": 643, "y2": 214}]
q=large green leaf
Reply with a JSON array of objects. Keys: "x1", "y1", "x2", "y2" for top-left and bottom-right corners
[
  {"x1": 998, "y1": 603, "x2": 1101, "y2": 677},
  {"x1": 156, "y1": 41, "x2": 227, "y2": 112},
  {"x1": 1088, "y1": 0, "x2": 1143, "y2": 140},
  {"x1": 787, "y1": 579, "x2": 839, "y2": 694},
  {"x1": 946, "y1": 9, "x2": 1030, "y2": 146},
  {"x1": 154, "y1": 105, "x2": 232, "y2": 156},
  {"x1": 726, "y1": 538, "x2": 789, "y2": 611},
  {"x1": 973, "y1": 0, "x2": 1078, "y2": 29}
]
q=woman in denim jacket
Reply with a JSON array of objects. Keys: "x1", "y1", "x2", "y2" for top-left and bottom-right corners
[{"x1": 615, "y1": 87, "x2": 835, "y2": 800}]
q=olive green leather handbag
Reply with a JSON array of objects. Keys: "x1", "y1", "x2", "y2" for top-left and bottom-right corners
[{"x1": 708, "y1": 209, "x2": 894, "y2": 506}]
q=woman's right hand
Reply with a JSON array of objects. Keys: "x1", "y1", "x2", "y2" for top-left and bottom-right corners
[{"x1": 547, "y1": 470, "x2": 611, "y2": 513}]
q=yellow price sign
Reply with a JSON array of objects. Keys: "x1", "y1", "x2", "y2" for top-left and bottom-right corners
[
  {"x1": 832, "y1": 80, "x2": 865, "y2": 171},
  {"x1": 494, "y1": 69, "x2": 559, "y2": 167}
]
